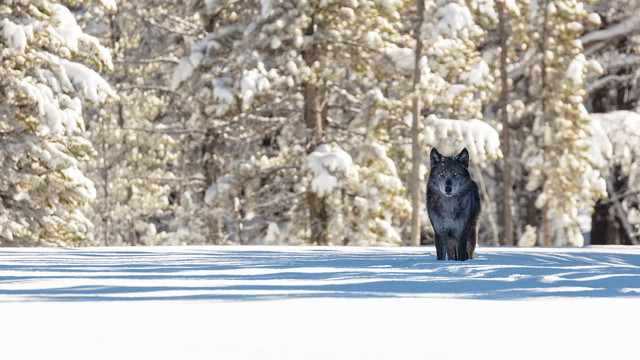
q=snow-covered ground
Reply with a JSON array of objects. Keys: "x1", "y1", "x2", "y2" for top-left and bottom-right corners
[{"x1": 1, "y1": 245, "x2": 639, "y2": 359}]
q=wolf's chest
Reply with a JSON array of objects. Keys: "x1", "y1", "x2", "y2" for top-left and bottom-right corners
[{"x1": 427, "y1": 193, "x2": 473, "y2": 230}]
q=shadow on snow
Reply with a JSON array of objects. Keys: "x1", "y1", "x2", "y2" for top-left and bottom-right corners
[{"x1": 0, "y1": 247, "x2": 639, "y2": 302}]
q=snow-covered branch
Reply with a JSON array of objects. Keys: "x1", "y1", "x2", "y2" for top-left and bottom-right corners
[
  {"x1": 581, "y1": 16, "x2": 640, "y2": 46},
  {"x1": 114, "y1": 57, "x2": 180, "y2": 64},
  {"x1": 117, "y1": 84, "x2": 174, "y2": 93},
  {"x1": 122, "y1": 127, "x2": 206, "y2": 135},
  {"x1": 586, "y1": 74, "x2": 634, "y2": 94}
]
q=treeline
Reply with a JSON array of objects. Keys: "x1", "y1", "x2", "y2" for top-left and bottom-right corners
[{"x1": 1, "y1": 0, "x2": 639, "y2": 247}]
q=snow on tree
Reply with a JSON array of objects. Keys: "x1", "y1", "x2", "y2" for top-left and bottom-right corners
[
  {"x1": 588, "y1": 111, "x2": 640, "y2": 194},
  {"x1": 423, "y1": 115, "x2": 501, "y2": 164},
  {"x1": 173, "y1": 0, "x2": 420, "y2": 245},
  {"x1": 390, "y1": 0, "x2": 501, "y2": 245},
  {"x1": 419, "y1": 0, "x2": 494, "y2": 120},
  {"x1": 0, "y1": 0, "x2": 116, "y2": 246},
  {"x1": 521, "y1": 0, "x2": 607, "y2": 246},
  {"x1": 77, "y1": 1, "x2": 195, "y2": 246},
  {"x1": 403, "y1": 0, "x2": 502, "y2": 165},
  {"x1": 582, "y1": 0, "x2": 640, "y2": 112},
  {"x1": 587, "y1": 111, "x2": 640, "y2": 244}
]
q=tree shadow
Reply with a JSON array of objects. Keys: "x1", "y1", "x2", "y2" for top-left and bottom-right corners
[{"x1": 1, "y1": 247, "x2": 639, "y2": 302}]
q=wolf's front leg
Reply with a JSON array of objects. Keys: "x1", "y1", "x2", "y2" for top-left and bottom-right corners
[
  {"x1": 447, "y1": 237, "x2": 457, "y2": 260},
  {"x1": 466, "y1": 223, "x2": 478, "y2": 260},
  {"x1": 454, "y1": 235, "x2": 468, "y2": 261},
  {"x1": 435, "y1": 233, "x2": 447, "y2": 260}
]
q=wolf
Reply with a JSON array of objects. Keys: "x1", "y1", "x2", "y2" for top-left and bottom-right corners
[{"x1": 426, "y1": 148, "x2": 480, "y2": 261}]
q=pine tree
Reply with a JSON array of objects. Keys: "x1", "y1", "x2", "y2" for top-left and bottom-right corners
[
  {"x1": 80, "y1": 1, "x2": 194, "y2": 246},
  {"x1": 522, "y1": 0, "x2": 606, "y2": 245},
  {"x1": 174, "y1": 0, "x2": 416, "y2": 245},
  {"x1": 0, "y1": 0, "x2": 116, "y2": 246}
]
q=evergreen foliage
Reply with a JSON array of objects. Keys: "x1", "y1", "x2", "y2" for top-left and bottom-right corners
[{"x1": 1, "y1": 0, "x2": 639, "y2": 247}]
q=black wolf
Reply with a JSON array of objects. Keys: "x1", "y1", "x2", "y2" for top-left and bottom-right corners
[{"x1": 426, "y1": 148, "x2": 480, "y2": 261}]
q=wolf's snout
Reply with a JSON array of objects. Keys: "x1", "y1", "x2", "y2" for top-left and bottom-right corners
[{"x1": 444, "y1": 179, "x2": 453, "y2": 194}]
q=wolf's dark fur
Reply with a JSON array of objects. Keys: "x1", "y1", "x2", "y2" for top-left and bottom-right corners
[{"x1": 426, "y1": 148, "x2": 480, "y2": 261}]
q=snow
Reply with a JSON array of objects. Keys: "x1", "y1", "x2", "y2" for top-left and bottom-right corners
[
  {"x1": 1, "y1": 18, "x2": 32, "y2": 51},
  {"x1": 97, "y1": 0, "x2": 117, "y2": 12},
  {"x1": 261, "y1": 0, "x2": 273, "y2": 17},
  {"x1": 240, "y1": 68, "x2": 270, "y2": 110},
  {"x1": 51, "y1": 4, "x2": 81, "y2": 52},
  {"x1": 171, "y1": 40, "x2": 208, "y2": 90},
  {"x1": 588, "y1": 111, "x2": 640, "y2": 176},
  {"x1": 306, "y1": 144, "x2": 356, "y2": 197},
  {"x1": 204, "y1": 177, "x2": 233, "y2": 205},
  {"x1": 504, "y1": 0, "x2": 521, "y2": 16},
  {"x1": 566, "y1": 54, "x2": 587, "y2": 85},
  {"x1": 460, "y1": 58, "x2": 490, "y2": 87},
  {"x1": 0, "y1": 245, "x2": 638, "y2": 359},
  {"x1": 61, "y1": 60, "x2": 116, "y2": 103},
  {"x1": 435, "y1": 2, "x2": 473, "y2": 37},
  {"x1": 424, "y1": 115, "x2": 502, "y2": 164},
  {"x1": 386, "y1": 46, "x2": 414, "y2": 74},
  {"x1": 581, "y1": 15, "x2": 640, "y2": 45},
  {"x1": 475, "y1": 0, "x2": 498, "y2": 20}
]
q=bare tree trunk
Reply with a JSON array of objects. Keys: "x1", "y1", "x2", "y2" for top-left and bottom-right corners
[
  {"x1": 303, "y1": 15, "x2": 328, "y2": 246},
  {"x1": 409, "y1": 0, "x2": 425, "y2": 247},
  {"x1": 304, "y1": 82, "x2": 324, "y2": 142},
  {"x1": 539, "y1": 0, "x2": 551, "y2": 247},
  {"x1": 102, "y1": 13, "x2": 121, "y2": 246},
  {"x1": 129, "y1": 218, "x2": 138, "y2": 246},
  {"x1": 308, "y1": 192, "x2": 328, "y2": 245},
  {"x1": 606, "y1": 179, "x2": 640, "y2": 245},
  {"x1": 474, "y1": 164, "x2": 500, "y2": 246},
  {"x1": 203, "y1": 128, "x2": 223, "y2": 244},
  {"x1": 498, "y1": 1, "x2": 514, "y2": 246},
  {"x1": 101, "y1": 119, "x2": 111, "y2": 246},
  {"x1": 542, "y1": 203, "x2": 551, "y2": 246}
]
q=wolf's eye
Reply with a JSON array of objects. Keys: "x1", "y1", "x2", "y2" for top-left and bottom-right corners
[{"x1": 453, "y1": 172, "x2": 459, "y2": 177}]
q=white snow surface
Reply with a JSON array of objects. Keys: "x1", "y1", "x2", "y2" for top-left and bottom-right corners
[{"x1": 1, "y1": 245, "x2": 638, "y2": 359}]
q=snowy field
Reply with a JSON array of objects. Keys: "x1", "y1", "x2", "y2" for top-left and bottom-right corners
[{"x1": 1, "y1": 246, "x2": 639, "y2": 359}]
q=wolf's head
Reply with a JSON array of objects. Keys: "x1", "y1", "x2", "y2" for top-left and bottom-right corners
[{"x1": 429, "y1": 148, "x2": 471, "y2": 197}]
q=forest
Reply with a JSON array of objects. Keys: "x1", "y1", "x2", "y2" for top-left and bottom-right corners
[{"x1": 1, "y1": 0, "x2": 640, "y2": 248}]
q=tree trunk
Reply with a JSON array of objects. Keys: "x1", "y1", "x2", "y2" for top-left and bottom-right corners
[
  {"x1": 308, "y1": 192, "x2": 328, "y2": 245},
  {"x1": 409, "y1": 0, "x2": 425, "y2": 247},
  {"x1": 498, "y1": 1, "x2": 514, "y2": 246},
  {"x1": 542, "y1": 203, "x2": 551, "y2": 246},
  {"x1": 474, "y1": 164, "x2": 500, "y2": 246},
  {"x1": 539, "y1": 0, "x2": 551, "y2": 247},
  {"x1": 303, "y1": 15, "x2": 328, "y2": 246},
  {"x1": 101, "y1": 119, "x2": 111, "y2": 246},
  {"x1": 304, "y1": 82, "x2": 324, "y2": 142},
  {"x1": 606, "y1": 179, "x2": 640, "y2": 245},
  {"x1": 203, "y1": 127, "x2": 223, "y2": 244}
]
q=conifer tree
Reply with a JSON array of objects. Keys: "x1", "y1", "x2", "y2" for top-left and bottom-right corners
[
  {"x1": 522, "y1": 0, "x2": 606, "y2": 245},
  {"x1": 80, "y1": 1, "x2": 193, "y2": 245},
  {"x1": 174, "y1": 0, "x2": 416, "y2": 245},
  {"x1": 0, "y1": 0, "x2": 116, "y2": 246}
]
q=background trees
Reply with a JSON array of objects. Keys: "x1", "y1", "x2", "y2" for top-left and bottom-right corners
[
  {"x1": 80, "y1": 1, "x2": 195, "y2": 246},
  {"x1": 1, "y1": 0, "x2": 639, "y2": 247}
]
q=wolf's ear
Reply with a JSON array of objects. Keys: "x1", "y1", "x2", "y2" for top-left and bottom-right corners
[
  {"x1": 455, "y1": 148, "x2": 470, "y2": 168},
  {"x1": 430, "y1": 148, "x2": 443, "y2": 166}
]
